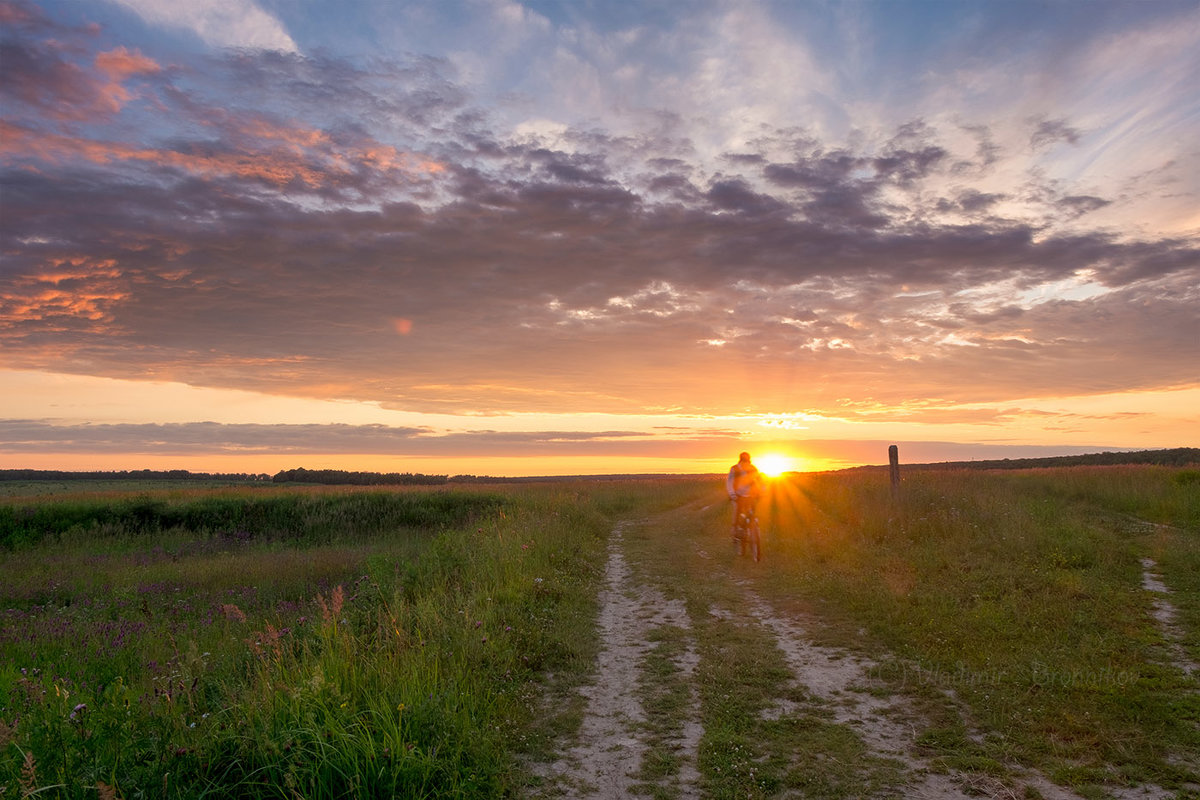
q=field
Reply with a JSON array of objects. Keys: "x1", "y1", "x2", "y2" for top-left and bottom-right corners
[{"x1": 1, "y1": 467, "x2": 1198, "y2": 799}]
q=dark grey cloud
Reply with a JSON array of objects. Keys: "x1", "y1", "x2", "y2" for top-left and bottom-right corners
[
  {"x1": 0, "y1": 421, "x2": 1141, "y2": 467},
  {"x1": 1059, "y1": 195, "x2": 1110, "y2": 218},
  {"x1": 1030, "y1": 117, "x2": 1082, "y2": 150},
  {"x1": 955, "y1": 189, "x2": 1005, "y2": 214},
  {"x1": 706, "y1": 178, "x2": 787, "y2": 216},
  {"x1": 0, "y1": 420, "x2": 737, "y2": 459}
]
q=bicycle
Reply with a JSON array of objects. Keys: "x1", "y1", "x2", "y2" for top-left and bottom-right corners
[{"x1": 732, "y1": 500, "x2": 762, "y2": 562}]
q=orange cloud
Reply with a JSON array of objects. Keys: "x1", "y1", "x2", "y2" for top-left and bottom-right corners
[
  {"x1": 236, "y1": 116, "x2": 332, "y2": 152},
  {"x1": 2, "y1": 287, "x2": 128, "y2": 324},
  {"x1": 0, "y1": 257, "x2": 131, "y2": 332},
  {"x1": 84, "y1": 47, "x2": 163, "y2": 115},
  {"x1": 95, "y1": 47, "x2": 161, "y2": 81},
  {"x1": 1, "y1": 115, "x2": 444, "y2": 190},
  {"x1": 36, "y1": 258, "x2": 122, "y2": 284}
]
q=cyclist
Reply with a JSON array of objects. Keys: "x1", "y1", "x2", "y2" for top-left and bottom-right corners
[{"x1": 726, "y1": 451, "x2": 765, "y2": 540}]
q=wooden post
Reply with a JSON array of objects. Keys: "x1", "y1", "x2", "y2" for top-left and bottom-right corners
[{"x1": 889, "y1": 444, "x2": 900, "y2": 500}]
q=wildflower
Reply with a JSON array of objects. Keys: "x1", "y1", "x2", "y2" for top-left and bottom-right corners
[
  {"x1": 316, "y1": 585, "x2": 345, "y2": 624},
  {"x1": 20, "y1": 752, "x2": 36, "y2": 796}
]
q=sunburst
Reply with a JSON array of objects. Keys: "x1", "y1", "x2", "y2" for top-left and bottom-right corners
[{"x1": 755, "y1": 453, "x2": 797, "y2": 477}]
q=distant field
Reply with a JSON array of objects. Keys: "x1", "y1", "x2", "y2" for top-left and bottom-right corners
[
  {"x1": 0, "y1": 479, "x2": 259, "y2": 499},
  {"x1": 1, "y1": 467, "x2": 1197, "y2": 798}
]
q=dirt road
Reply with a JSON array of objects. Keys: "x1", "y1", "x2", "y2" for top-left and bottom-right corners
[{"x1": 532, "y1": 515, "x2": 1191, "y2": 800}]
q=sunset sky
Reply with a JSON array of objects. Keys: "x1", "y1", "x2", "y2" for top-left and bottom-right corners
[{"x1": 2, "y1": 0, "x2": 1198, "y2": 477}]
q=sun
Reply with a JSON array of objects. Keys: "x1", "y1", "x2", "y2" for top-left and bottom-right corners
[{"x1": 755, "y1": 453, "x2": 796, "y2": 477}]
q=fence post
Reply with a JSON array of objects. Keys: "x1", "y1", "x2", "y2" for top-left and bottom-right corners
[{"x1": 889, "y1": 444, "x2": 900, "y2": 500}]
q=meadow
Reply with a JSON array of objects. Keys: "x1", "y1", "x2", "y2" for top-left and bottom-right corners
[
  {"x1": 620, "y1": 464, "x2": 1200, "y2": 798},
  {"x1": 1, "y1": 465, "x2": 1198, "y2": 799},
  {"x1": 0, "y1": 479, "x2": 701, "y2": 798}
]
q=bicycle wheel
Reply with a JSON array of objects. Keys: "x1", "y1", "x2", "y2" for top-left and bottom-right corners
[{"x1": 748, "y1": 519, "x2": 761, "y2": 562}]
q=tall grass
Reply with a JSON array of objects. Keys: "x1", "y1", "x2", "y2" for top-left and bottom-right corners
[
  {"x1": 1, "y1": 479, "x2": 711, "y2": 798},
  {"x1": 615, "y1": 466, "x2": 1199, "y2": 796},
  {"x1": 757, "y1": 466, "x2": 1200, "y2": 790},
  {"x1": 0, "y1": 486, "x2": 506, "y2": 549}
]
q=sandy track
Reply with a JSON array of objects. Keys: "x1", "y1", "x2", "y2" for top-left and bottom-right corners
[
  {"x1": 737, "y1": 591, "x2": 1086, "y2": 800},
  {"x1": 537, "y1": 519, "x2": 1189, "y2": 799},
  {"x1": 539, "y1": 521, "x2": 702, "y2": 799},
  {"x1": 1141, "y1": 556, "x2": 1199, "y2": 678}
]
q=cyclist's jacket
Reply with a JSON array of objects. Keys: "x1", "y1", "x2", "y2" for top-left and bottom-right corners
[{"x1": 726, "y1": 462, "x2": 764, "y2": 498}]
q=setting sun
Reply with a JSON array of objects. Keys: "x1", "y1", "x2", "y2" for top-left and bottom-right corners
[{"x1": 755, "y1": 453, "x2": 796, "y2": 477}]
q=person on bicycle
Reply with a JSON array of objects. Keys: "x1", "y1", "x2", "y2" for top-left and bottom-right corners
[{"x1": 726, "y1": 451, "x2": 765, "y2": 538}]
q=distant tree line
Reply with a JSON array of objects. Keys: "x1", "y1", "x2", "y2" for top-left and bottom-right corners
[
  {"x1": 444, "y1": 473, "x2": 699, "y2": 483},
  {"x1": 0, "y1": 469, "x2": 271, "y2": 482},
  {"x1": 271, "y1": 468, "x2": 448, "y2": 485},
  {"x1": 852, "y1": 447, "x2": 1200, "y2": 472},
  {"x1": 5, "y1": 448, "x2": 1195, "y2": 486}
]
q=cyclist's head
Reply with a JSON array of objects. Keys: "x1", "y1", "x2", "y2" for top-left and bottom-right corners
[{"x1": 739, "y1": 451, "x2": 751, "y2": 463}]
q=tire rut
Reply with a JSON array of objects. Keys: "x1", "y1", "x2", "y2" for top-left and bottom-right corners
[
  {"x1": 735, "y1": 588, "x2": 1085, "y2": 800},
  {"x1": 539, "y1": 517, "x2": 1184, "y2": 799},
  {"x1": 538, "y1": 520, "x2": 702, "y2": 799}
]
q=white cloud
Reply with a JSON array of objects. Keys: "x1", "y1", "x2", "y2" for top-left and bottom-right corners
[
  {"x1": 909, "y1": 6, "x2": 1200, "y2": 238},
  {"x1": 107, "y1": 0, "x2": 299, "y2": 52},
  {"x1": 630, "y1": 1, "x2": 837, "y2": 157}
]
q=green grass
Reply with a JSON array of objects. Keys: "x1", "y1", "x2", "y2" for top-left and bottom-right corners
[
  {"x1": 0, "y1": 480, "x2": 708, "y2": 798},
  {"x1": 631, "y1": 623, "x2": 695, "y2": 799},
  {"x1": 2, "y1": 467, "x2": 1197, "y2": 798},
  {"x1": 622, "y1": 497, "x2": 910, "y2": 800},
  {"x1": 0, "y1": 485, "x2": 507, "y2": 549},
  {"x1": 615, "y1": 465, "x2": 1200, "y2": 797},
  {"x1": 754, "y1": 467, "x2": 1199, "y2": 794}
]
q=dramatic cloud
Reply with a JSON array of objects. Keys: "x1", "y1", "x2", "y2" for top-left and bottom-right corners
[{"x1": 2, "y1": 0, "x2": 1198, "y2": 471}]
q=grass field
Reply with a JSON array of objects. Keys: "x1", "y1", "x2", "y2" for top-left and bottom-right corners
[
  {"x1": 621, "y1": 465, "x2": 1200, "y2": 798},
  {"x1": 1, "y1": 467, "x2": 1198, "y2": 798}
]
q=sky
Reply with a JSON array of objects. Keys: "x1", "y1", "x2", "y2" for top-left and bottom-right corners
[{"x1": 1, "y1": 0, "x2": 1198, "y2": 477}]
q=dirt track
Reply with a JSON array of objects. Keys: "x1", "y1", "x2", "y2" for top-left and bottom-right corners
[{"x1": 534, "y1": 518, "x2": 1190, "y2": 800}]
